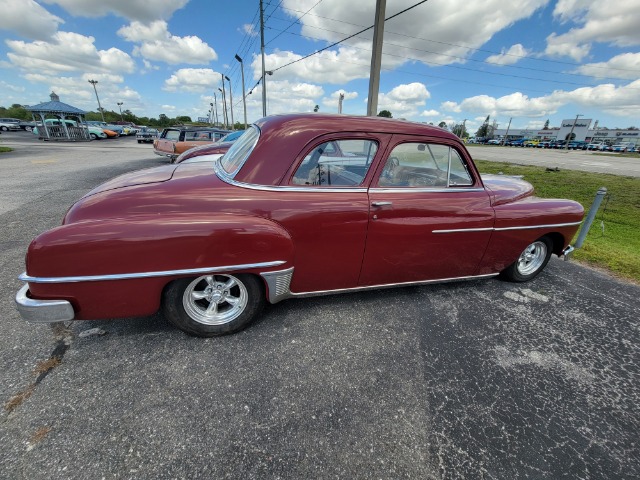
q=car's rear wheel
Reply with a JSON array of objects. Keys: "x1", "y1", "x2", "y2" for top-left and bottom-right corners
[
  {"x1": 500, "y1": 236, "x2": 553, "y2": 282},
  {"x1": 163, "y1": 273, "x2": 265, "y2": 337},
  {"x1": 90, "y1": 133, "x2": 98, "y2": 140}
]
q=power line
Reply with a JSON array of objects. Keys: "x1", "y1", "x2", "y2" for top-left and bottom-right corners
[
  {"x1": 270, "y1": 0, "x2": 431, "y2": 74},
  {"x1": 277, "y1": 5, "x2": 640, "y2": 74},
  {"x1": 266, "y1": 0, "x2": 324, "y2": 47}
]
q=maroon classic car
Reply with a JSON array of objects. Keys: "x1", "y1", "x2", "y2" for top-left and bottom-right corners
[{"x1": 16, "y1": 114, "x2": 584, "y2": 337}]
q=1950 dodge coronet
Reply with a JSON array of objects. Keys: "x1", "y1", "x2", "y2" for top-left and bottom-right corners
[{"x1": 16, "y1": 114, "x2": 584, "y2": 337}]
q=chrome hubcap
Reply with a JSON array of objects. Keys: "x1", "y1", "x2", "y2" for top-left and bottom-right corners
[
  {"x1": 183, "y1": 274, "x2": 247, "y2": 325},
  {"x1": 516, "y1": 241, "x2": 547, "y2": 276}
]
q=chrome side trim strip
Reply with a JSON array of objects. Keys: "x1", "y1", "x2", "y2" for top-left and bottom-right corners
[
  {"x1": 265, "y1": 272, "x2": 499, "y2": 303},
  {"x1": 215, "y1": 161, "x2": 367, "y2": 193},
  {"x1": 433, "y1": 221, "x2": 582, "y2": 234},
  {"x1": 19, "y1": 260, "x2": 287, "y2": 284},
  {"x1": 493, "y1": 221, "x2": 582, "y2": 231},
  {"x1": 432, "y1": 227, "x2": 494, "y2": 233},
  {"x1": 15, "y1": 284, "x2": 75, "y2": 323},
  {"x1": 370, "y1": 187, "x2": 485, "y2": 194}
]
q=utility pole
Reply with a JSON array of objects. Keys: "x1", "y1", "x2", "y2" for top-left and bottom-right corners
[
  {"x1": 260, "y1": 0, "x2": 267, "y2": 117},
  {"x1": 338, "y1": 93, "x2": 345, "y2": 113},
  {"x1": 213, "y1": 92, "x2": 219, "y2": 126},
  {"x1": 225, "y1": 75, "x2": 234, "y2": 129},
  {"x1": 366, "y1": 0, "x2": 386, "y2": 116},
  {"x1": 564, "y1": 114, "x2": 583, "y2": 151},
  {"x1": 209, "y1": 103, "x2": 214, "y2": 125},
  {"x1": 88, "y1": 79, "x2": 105, "y2": 122},
  {"x1": 117, "y1": 102, "x2": 123, "y2": 121},
  {"x1": 235, "y1": 54, "x2": 248, "y2": 129},
  {"x1": 502, "y1": 117, "x2": 512, "y2": 145},
  {"x1": 219, "y1": 84, "x2": 228, "y2": 129}
]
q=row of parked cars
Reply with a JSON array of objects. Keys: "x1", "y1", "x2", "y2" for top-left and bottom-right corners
[{"x1": 495, "y1": 138, "x2": 637, "y2": 152}]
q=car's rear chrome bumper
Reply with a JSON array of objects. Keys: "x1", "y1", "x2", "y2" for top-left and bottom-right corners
[
  {"x1": 562, "y1": 245, "x2": 575, "y2": 261},
  {"x1": 15, "y1": 284, "x2": 75, "y2": 323}
]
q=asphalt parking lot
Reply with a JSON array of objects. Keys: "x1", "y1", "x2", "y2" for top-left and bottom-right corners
[{"x1": 1, "y1": 131, "x2": 639, "y2": 479}]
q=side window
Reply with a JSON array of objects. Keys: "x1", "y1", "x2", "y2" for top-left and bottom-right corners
[
  {"x1": 164, "y1": 130, "x2": 180, "y2": 141},
  {"x1": 291, "y1": 139, "x2": 378, "y2": 187},
  {"x1": 379, "y1": 142, "x2": 473, "y2": 187}
]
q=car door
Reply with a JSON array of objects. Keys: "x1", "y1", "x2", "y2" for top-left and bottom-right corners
[
  {"x1": 359, "y1": 136, "x2": 495, "y2": 286},
  {"x1": 279, "y1": 135, "x2": 387, "y2": 293}
]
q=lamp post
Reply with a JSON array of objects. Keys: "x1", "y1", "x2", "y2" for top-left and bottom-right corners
[
  {"x1": 564, "y1": 114, "x2": 583, "y2": 151},
  {"x1": 235, "y1": 54, "x2": 248, "y2": 129},
  {"x1": 218, "y1": 87, "x2": 228, "y2": 129},
  {"x1": 88, "y1": 79, "x2": 105, "y2": 122},
  {"x1": 117, "y1": 102, "x2": 123, "y2": 121},
  {"x1": 213, "y1": 92, "x2": 219, "y2": 126},
  {"x1": 225, "y1": 75, "x2": 234, "y2": 129}
]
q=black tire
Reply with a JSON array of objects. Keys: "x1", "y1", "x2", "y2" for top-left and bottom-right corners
[
  {"x1": 137, "y1": 140, "x2": 142, "y2": 144},
  {"x1": 90, "y1": 133, "x2": 98, "y2": 140},
  {"x1": 0, "y1": 126, "x2": 8, "y2": 132},
  {"x1": 500, "y1": 236, "x2": 553, "y2": 282},
  {"x1": 163, "y1": 273, "x2": 265, "y2": 337}
]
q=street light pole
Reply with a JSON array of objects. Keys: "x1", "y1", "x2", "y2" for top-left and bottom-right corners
[
  {"x1": 117, "y1": 102, "x2": 123, "y2": 121},
  {"x1": 260, "y1": 0, "x2": 267, "y2": 117},
  {"x1": 235, "y1": 54, "x2": 248, "y2": 129},
  {"x1": 213, "y1": 92, "x2": 218, "y2": 126},
  {"x1": 564, "y1": 114, "x2": 583, "y2": 151},
  {"x1": 218, "y1": 87, "x2": 228, "y2": 129},
  {"x1": 88, "y1": 79, "x2": 105, "y2": 122},
  {"x1": 209, "y1": 103, "x2": 214, "y2": 125},
  {"x1": 225, "y1": 75, "x2": 234, "y2": 129}
]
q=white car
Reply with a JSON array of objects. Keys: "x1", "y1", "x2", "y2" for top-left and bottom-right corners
[{"x1": 0, "y1": 118, "x2": 21, "y2": 131}]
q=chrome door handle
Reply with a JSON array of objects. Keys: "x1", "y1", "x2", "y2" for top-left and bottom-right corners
[{"x1": 371, "y1": 201, "x2": 392, "y2": 207}]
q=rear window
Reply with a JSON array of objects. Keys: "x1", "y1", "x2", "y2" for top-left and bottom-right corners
[{"x1": 220, "y1": 126, "x2": 260, "y2": 176}]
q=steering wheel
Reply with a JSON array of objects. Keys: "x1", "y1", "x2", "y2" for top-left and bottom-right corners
[{"x1": 383, "y1": 156, "x2": 400, "y2": 179}]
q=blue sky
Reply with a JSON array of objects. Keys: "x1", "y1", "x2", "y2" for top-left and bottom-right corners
[{"x1": 0, "y1": 0, "x2": 638, "y2": 134}]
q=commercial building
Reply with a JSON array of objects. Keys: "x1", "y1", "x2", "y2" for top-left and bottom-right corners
[{"x1": 492, "y1": 118, "x2": 639, "y2": 146}]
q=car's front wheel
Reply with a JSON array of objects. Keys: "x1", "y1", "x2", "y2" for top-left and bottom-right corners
[
  {"x1": 500, "y1": 236, "x2": 553, "y2": 282},
  {"x1": 163, "y1": 273, "x2": 265, "y2": 337}
]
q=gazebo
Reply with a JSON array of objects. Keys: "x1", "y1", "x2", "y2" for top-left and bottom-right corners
[{"x1": 26, "y1": 92, "x2": 90, "y2": 141}]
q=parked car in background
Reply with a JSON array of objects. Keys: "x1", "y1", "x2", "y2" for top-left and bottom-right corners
[
  {"x1": 538, "y1": 141, "x2": 552, "y2": 148},
  {"x1": 174, "y1": 130, "x2": 246, "y2": 164},
  {"x1": 136, "y1": 127, "x2": 159, "y2": 143},
  {"x1": 86, "y1": 121, "x2": 124, "y2": 136},
  {"x1": 508, "y1": 139, "x2": 526, "y2": 147},
  {"x1": 0, "y1": 118, "x2": 22, "y2": 131},
  {"x1": 16, "y1": 113, "x2": 584, "y2": 337},
  {"x1": 586, "y1": 142, "x2": 605, "y2": 151},
  {"x1": 486, "y1": 139, "x2": 501, "y2": 145},
  {"x1": 611, "y1": 143, "x2": 635, "y2": 152},
  {"x1": 567, "y1": 141, "x2": 587, "y2": 150},
  {"x1": 154, "y1": 127, "x2": 230, "y2": 161},
  {"x1": 524, "y1": 140, "x2": 539, "y2": 147}
]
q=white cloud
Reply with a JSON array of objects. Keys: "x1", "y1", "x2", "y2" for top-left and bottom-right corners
[
  {"x1": 255, "y1": 47, "x2": 371, "y2": 84},
  {"x1": 441, "y1": 101, "x2": 461, "y2": 113},
  {"x1": 164, "y1": 69, "x2": 223, "y2": 93},
  {"x1": 485, "y1": 44, "x2": 530, "y2": 66},
  {"x1": 575, "y1": 53, "x2": 640, "y2": 80},
  {"x1": 42, "y1": 0, "x2": 189, "y2": 22},
  {"x1": 241, "y1": 24, "x2": 258, "y2": 37},
  {"x1": 546, "y1": 2, "x2": 640, "y2": 60},
  {"x1": 6, "y1": 31, "x2": 135, "y2": 75},
  {"x1": 443, "y1": 81, "x2": 640, "y2": 118},
  {"x1": 118, "y1": 21, "x2": 217, "y2": 65},
  {"x1": 377, "y1": 83, "x2": 431, "y2": 118},
  {"x1": 279, "y1": 0, "x2": 549, "y2": 73},
  {"x1": 0, "y1": 0, "x2": 63, "y2": 40},
  {"x1": 420, "y1": 109, "x2": 440, "y2": 117}
]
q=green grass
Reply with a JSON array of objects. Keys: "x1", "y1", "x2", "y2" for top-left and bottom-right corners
[
  {"x1": 474, "y1": 159, "x2": 640, "y2": 283},
  {"x1": 0, "y1": 146, "x2": 13, "y2": 153}
]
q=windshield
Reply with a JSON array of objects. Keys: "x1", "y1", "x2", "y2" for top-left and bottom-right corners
[{"x1": 219, "y1": 126, "x2": 259, "y2": 176}]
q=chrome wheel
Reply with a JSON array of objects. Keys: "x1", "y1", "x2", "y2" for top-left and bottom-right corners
[
  {"x1": 182, "y1": 274, "x2": 248, "y2": 326},
  {"x1": 516, "y1": 241, "x2": 548, "y2": 276}
]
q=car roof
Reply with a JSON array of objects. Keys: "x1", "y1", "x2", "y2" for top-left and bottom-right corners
[{"x1": 235, "y1": 113, "x2": 464, "y2": 186}]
